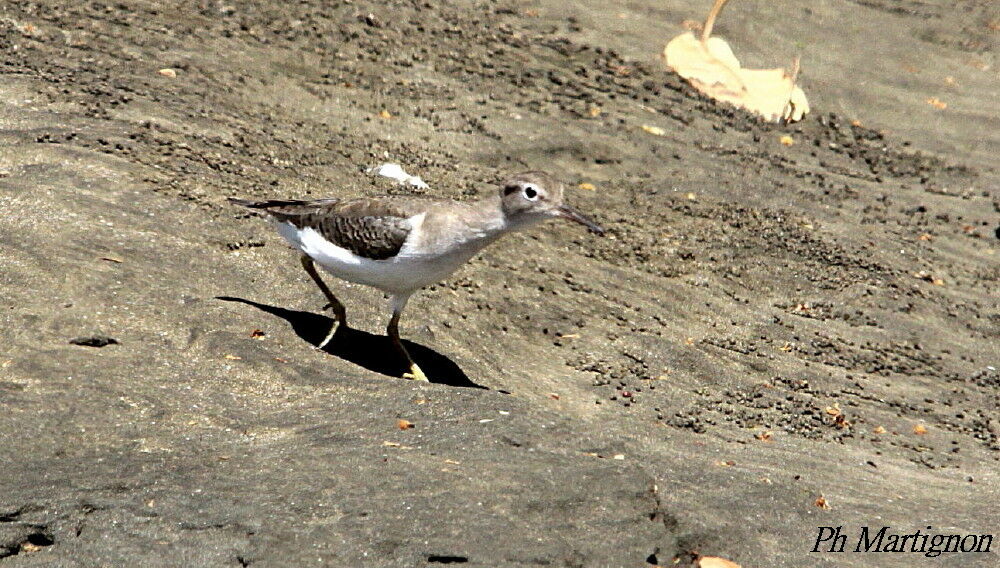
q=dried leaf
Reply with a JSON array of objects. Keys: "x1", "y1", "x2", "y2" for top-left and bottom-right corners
[
  {"x1": 547, "y1": 393, "x2": 561, "y2": 400},
  {"x1": 397, "y1": 419, "x2": 414, "y2": 430},
  {"x1": 815, "y1": 495, "x2": 832, "y2": 510},
  {"x1": 779, "y1": 135, "x2": 794, "y2": 146},
  {"x1": 663, "y1": 0, "x2": 809, "y2": 122},
  {"x1": 158, "y1": 68, "x2": 177, "y2": 78},
  {"x1": 577, "y1": 182, "x2": 596, "y2": 191},
  {"x1": 873, "y1": 426, "x2": 887, "y2": 434},
  {"x1": 223, "y1": 354, "x2": 242, "y2": 360},
  {"x1": 913, "y1": 424, "x2": 928, "y2": 435},
  {"x1": 755, "y1": 431, "x2": 774, "y2": 442},
  {"x1": 378, "y1": 109, "x2": 393, "y2": 119},
  {"x1": 698, "y1": 557, "x2": 742, "y2": 568},
  {"x1": 587, "y1": 105, "x2": 602, "y2": 117},
  {"x1": 249, "y1": 329, "x2": 266, "y2": 339}
]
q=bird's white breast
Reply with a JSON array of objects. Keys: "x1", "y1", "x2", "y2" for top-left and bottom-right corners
[{"x1": 275, "y1": 214, "x2": 482, "y2": 295}]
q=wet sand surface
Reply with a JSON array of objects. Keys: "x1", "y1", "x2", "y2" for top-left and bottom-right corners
[{"x1": 0, "y1": 0, "x2": 997, "y2": 566}]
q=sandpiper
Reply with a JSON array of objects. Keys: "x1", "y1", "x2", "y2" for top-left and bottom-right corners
[{"x1": 229, "y1": 171, "x2": 603, "y2": 381}]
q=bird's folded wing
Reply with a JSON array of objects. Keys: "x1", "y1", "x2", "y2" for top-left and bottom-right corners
[{"x1": 230, "y1": 197, "x2": 426, "y2": 260}]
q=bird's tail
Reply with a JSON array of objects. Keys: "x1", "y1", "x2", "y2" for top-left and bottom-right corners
[
  {"x1": 227, "y1": 197, "x2": 262, "y2": 208},
  {"x1": 227, "y1": 197, "x2": 309, "y2": 209}
]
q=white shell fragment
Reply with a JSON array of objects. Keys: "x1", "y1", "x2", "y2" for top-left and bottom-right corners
[{"x1": 369, "y1": 163, "x2": 430, "y2": 189}]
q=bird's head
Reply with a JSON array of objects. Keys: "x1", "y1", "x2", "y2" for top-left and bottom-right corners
[{"x1": 498, "y1": 171, "x2": 604, "y2": 234}]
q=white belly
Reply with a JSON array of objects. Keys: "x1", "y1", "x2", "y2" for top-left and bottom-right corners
[{"x1": 276, "y1": 221, "x2": 476, "y2": 295}]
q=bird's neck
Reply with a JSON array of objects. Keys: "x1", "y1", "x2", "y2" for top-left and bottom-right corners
[
  {"x1": 444, "y1": 195, "x2": 509, "y2": 246},
  {"x1": 415, "y1": 196, "x2": 535, "y2": 257},
  {"x1": 468, "y1": 195, "x2": 509, "y2": 233}
]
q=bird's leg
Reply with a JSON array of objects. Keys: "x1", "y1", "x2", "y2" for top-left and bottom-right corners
[
  {"x1": 387, "y1": 295, "x2": 428, "y2": 382},
  {"x1": 299, "y1": 254, "x2": 347, "y2": 349}
]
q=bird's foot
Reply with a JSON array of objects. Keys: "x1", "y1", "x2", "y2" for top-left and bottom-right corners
[
  {"x1": 402, "y1": 363, "x2": 429, "y2": 382},
  {"x1": 314, "y1": 319, "x2": 342, "y2": 350},
  {"x1": 321, "y1": 303, "x2": 347, "y2": 319}
]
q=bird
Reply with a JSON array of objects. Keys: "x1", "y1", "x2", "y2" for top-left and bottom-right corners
[{"x1": 228, "y1": 170, "x2": 604, "y2": 381}]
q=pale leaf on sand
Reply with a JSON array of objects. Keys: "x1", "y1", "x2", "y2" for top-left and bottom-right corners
[
  {"x1": 663, "y1": 0, "x2": 809, "y2": 123},
  {"x1": 698, "y1": 556, "x2": 742, "y2": 568}
]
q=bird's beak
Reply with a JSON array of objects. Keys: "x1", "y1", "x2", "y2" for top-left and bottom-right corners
[{"x1": 557, "y1": 205, "x2": 604, "y2": 235}]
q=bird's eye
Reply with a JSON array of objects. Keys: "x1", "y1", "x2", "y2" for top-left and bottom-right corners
[{"x1": 522, "y1": 184, "x2": 539, "y2": 200}]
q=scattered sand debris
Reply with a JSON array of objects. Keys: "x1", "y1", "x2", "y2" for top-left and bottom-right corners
[
  {"x1": 913, "y1": 270, "x2": 944, "y2": 285},
  {"x1": 70, "y1": 335, "x2": 119, "y2": 348},
  {"x1": 641, "y1": 124, "x2": 666, "y2": 136},
  {"x1": 925, "y1": 97, "x2": 947, "y2": 109}
]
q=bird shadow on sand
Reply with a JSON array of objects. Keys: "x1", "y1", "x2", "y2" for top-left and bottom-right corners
[{"x1": 216, "y1": 296, "x2": 485, "y2": 389}]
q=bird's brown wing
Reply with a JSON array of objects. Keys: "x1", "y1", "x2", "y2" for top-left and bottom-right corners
[{"x1": 229, "y1": 196, "x2": 433, "y2": 260}]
